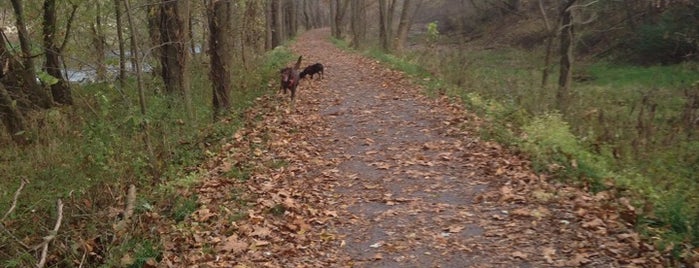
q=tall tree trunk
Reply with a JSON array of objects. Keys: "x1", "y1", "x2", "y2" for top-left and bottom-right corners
[
  {"x1": 114, "y1": 0, "x2": 127, "y2": 89},
  {"x1": 159, "y1": 0, "x2": 192, "y2": 117},
  {"x1": 207, "y1": 0, "x2": 232, "y2": 119},
  {"x1": 378, "y1": 0, "x2": 390, "y2": 51},
  {"x1": 91, "y1": 1, "x2": 107, "y2": 81},
  {"x1": 332, "y1": 0, "x2": 349, "y2": 39},
  {"x1": 265, "y1": 0, "x2": 273, "y2": 49},
  {"x1": 271, "y1": 0, "x2": 283, "y2": 47},
  {"x1": 10, "y1": 0, "x2": 52, "y2": 109},
  {"x1": 0, "y1": 82, "x2": 27, "y2": 143},
  {"x1": 42, "y1": 0, "x2": 73, "y2": 105},
  {"x1": 539, "y1": 0, "x2": 554, "y2": 88},
  {"x1": 350, "y1": 0, "x2": 366, "y2": 48},
  {"x1": 285, "y1": 0, "x2": 297, "y2": 39},
  {"x1": 394, "y1": 0, "x2": 415, "y2": 52},
  {"x1": 557, "y1": 0, "x2": 576, "y2": 115},
  {"x1": 147, "y1": 0, "x2": 161, "y2": 79},
  {"x1": 123, "y1": 0, "x2": 157, "y2": 175}
]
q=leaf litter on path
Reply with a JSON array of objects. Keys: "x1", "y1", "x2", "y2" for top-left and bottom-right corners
[{"x1": 159, "y1": 28, "x2": 667, "y2": 267}]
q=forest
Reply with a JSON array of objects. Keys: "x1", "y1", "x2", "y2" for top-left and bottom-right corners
[{"x1": 0, "y1": 0, "x2": 697, "y2": 266}]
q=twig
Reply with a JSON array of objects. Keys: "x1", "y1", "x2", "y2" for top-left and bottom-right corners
[
  {"x1": 36, "y1": 199, "x2": 63, "y2": 268},
  {"x1": 1, "y1": 179, "x2": 28, "y2": 222}
]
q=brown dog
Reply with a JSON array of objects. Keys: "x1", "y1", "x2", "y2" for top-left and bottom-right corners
[{"x1": 280, "y1": 56, "x2": 303, "y2": 100}]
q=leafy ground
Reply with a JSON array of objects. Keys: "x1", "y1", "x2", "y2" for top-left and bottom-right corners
[{"x1": 158, "y1": 29, "x2": 668, "y2": 267}]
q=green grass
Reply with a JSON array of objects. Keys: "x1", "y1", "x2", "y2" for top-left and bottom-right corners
[{"x1": 586, "y1": 62, "x2": 699, "y2": 88}]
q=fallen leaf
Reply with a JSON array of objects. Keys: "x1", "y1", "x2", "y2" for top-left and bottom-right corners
[
  {"x1": 512, "y1": 251, "x2": 528, "y2": 259},
  {"x1": 218, "y1": 235, "x2": 248, "y2": 253},
  {"x1": 542, "y1": 247, "x2": 556, "y2": 263}
]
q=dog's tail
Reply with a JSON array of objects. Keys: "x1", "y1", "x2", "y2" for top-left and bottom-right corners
[{"x1": 294, "y1": 56, "x2": 303, "y2": 70}]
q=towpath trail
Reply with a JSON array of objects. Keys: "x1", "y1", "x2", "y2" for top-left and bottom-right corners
[{"x1": 159, "y1": 29, "x2": 663, "y2": 267}]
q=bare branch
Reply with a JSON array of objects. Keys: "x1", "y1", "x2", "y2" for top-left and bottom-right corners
[
  {"x1": 2, "y1": 179, "x2": 28, "y2": 222},
  {"x1": 36, "y1": 199, "x2": 63, "y2": 268}
]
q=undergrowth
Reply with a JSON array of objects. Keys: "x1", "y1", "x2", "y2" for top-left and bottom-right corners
[{"x1": 0, "y1": 46, "x2": 294, "y2": 267}]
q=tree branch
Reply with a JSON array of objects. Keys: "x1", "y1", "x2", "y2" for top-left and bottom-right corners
[
  {"x1": 1, "y1": 178, "x2": 28, "y2": 222},
  {"x1": 35, "y1": 199, "x2": 63, "y2": 268}
]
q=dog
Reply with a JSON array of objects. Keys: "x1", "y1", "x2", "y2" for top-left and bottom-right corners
[
  {"x1": 300, "y1": 63, "x2": 324, "y2": 80},
  {"x1": 280, "y1": 56, "x2": 303, "y2": 100}
]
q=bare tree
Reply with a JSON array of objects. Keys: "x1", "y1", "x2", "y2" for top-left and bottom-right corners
[
  {"x1": 42, "y1": 0, "x2": 76, "y2": 105},
  {"x1": 394, "y1": 0, "x2": 421, "y2": 52},
  {"x1": 159, "y1": 0, "x2": 192, "y2": 117},
  {"x1": 91, "y1": 1, "x2": 107, "y2": 81},
  {"x1": 207, "y1": 0, "x2": 233, "y2": 119},
  {"x1": 114, "y1": 0, "x2": 126, "y2": 89},
  {"x1": 556, "y1": 0, "x2": 577, "y2": 115},
  {"x1": 350, "y1": 0, "x2": 366, "y2": 48},
  {"x1": 331, "y1": 0, "x2": 350, "y2": 39}
]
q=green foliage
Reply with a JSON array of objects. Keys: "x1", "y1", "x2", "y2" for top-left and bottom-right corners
[
  {"x1": 426, "y1": 21, "x2": 440, "y2": 43},
  {"x1": 170, "y1": 195, "x2": 198, "y2": 222}
]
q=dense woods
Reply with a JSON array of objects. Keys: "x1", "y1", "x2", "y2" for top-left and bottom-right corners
[{"x1": 0, "y1": 0, "x2": 698, "y2": 266}]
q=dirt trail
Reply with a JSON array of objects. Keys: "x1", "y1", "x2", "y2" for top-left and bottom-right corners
[{"x1": 160, "y1": 29, "x2": 663, "y2": 267}]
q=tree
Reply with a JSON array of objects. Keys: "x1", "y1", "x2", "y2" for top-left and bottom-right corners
[
  {"x1": 159, "y1": 0, "x2": 192, "y2": 116},
  {"x1": 10, "y1": 0, "x2": 52, "y2": 109},
  {"x1": 91, "y1": 1, "x2": 107, "y2": 81},
  {"x1": 349, "y1": 0, "x2": 366, "y2": 48},
  {"x1": 114, "y1": 0, "x2": 127, "y2": 89},
  {"x1": 207, "y1": 0, "x2": 233, "y2": 119},
  {"x1": 42, "y1": 0, "x2": 76, "y2": 105},
  {"x1": 331, "y1": 0, "x2": 349, "y2": 39},
  {"x1": 557, "y1": 0, "x2": 577, "y2": 115},
  {"x1": 394, "y1": 0, "x2": 421, "y2": 52}
]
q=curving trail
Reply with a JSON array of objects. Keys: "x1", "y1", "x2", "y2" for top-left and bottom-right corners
[{"x1": 159, "y1": 29, "x2": 663, "y2": 267}]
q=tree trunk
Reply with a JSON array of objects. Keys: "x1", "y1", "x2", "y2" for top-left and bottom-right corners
[
  {"x1": 147, "y1": 0, "x2": 161, "y2": 79},
  {"x1": 538, "y1": 0, "x2": 554, "y2": 88},
  {"x1": 271, "y1": 0, "x2": 283, "y2": 47},
  {"x1": 10, "y1": 0, "x2": 52, "y2": 109},
  {"x1": 114, "y1": 0, "x2": 127, "y2": 89},
  {"x1": 42, "y1": 0, "x2": 73, "y2": 105},
  {"x1": 378, "y1": 0, "x2": 390, "y2": 51},
  {"x1": 91, "y1": 1, "x2": 107, "y2": 81},
  {"x1": 350, "y1": 0, "x2": 366, "y2": 48},
  {"x1": 265, "y1": 0, "x2": 273, "y2": 49},
  {"x1": 556, "y1": 0, "x2": 576, "y2": 115},
  {"x1": 159, "y1": 0, "x2": 192, "y2": 117},
  {"x1": 124, "y1": 0, "x2": 157, "y2": 175},
  {"x1": 332, "y1": 0, "x2": 349, "y2": 39},
  {"x1": 394, "y1": 0, "x2": 415, "y2": 52},
  {"x1": 0, "y1": 82, "x2": 27, "y2": 143},
  {"x1": 207, "y1": 0, "x2": 233, "y2": 119}
]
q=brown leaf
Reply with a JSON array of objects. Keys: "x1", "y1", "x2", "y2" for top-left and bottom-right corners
[
  {"x1": 251, "y1": 227, "x2": 271, "y2": 238},
  {"x1": 218, "y1": 235, "x2": 248, "y2": 253},
  {"x1": 512, "y1": 251, "x2": 528, "y2": 259},
  {"x1": 542, "y1": 247, "x2": 556, "y2": 264}
]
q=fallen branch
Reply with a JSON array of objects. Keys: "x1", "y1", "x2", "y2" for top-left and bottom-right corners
[
  {"x1": 0, "y1": 178, "x2": 31, "y2": 251},
  {"x1": 36, "y1": 199, "x2": 63, "y2": 268},
  {"x1": 113, "y1": 184, "x2": 137, "y2": 233},
  {"x1": 1, "y1": 178, "x2": 28, "y2": 222}
]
